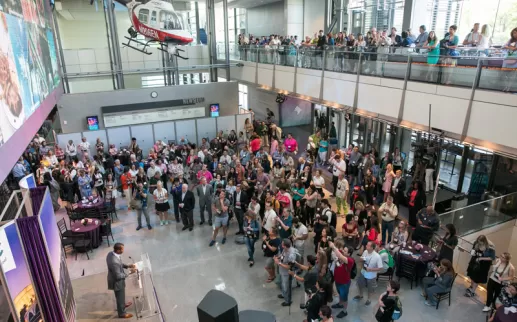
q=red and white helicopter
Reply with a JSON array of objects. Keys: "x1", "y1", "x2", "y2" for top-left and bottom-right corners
[{"x1": 117, "y1": 0, "x2": 194, "y2": 57}]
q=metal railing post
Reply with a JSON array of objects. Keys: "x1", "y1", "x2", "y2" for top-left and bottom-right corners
[
  {"x1": 398, "y1": 55, "x2": 412, "y2": 124},
  {"x1": 461, "y1": 58, "x2": 484, "y2": 142}
]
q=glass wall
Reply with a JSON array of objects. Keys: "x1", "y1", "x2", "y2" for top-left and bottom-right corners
[{"x1": 457, "y1": 0, "x2": 517, "y2": 46}]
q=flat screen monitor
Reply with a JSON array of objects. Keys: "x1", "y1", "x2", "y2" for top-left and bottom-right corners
[
  {"x1": 210, "y1": 104, "x2": 220, "y2": 117},
  {"x1": 87, "y1": 116, "x2": 99, "y2": 131}
]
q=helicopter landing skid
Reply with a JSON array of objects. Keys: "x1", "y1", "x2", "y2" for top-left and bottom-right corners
[
  {"x1": 157, "y1": 44, "x2": 188, "y2": 60},
  {"x1": 122, "y1": 36, "x2": 154, "y2": 55}
]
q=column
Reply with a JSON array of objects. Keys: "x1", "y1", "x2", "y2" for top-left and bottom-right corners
[
  {"x1": 402, "y1": 0, "x2": 429, "y2": 32},
  {"x1": 106, "y1": 0, "x2": 124, "y2": 89},
  {"x1": 206, "y1": 0, "x2": 218, "y2": 82},
  {"x1": 285, "y1": 0, "x2": 304, "y2": 38},
  {"x1": 223, "y1": 0, "x2": 230, "y2": 80}
]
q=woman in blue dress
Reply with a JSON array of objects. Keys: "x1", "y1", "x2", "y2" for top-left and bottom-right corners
[
  {"x1": 77, "y1": 169, "x2": 92, "y2": 198},
  {"x1": 424, "y1": 31, "x2": 440, "y2": 82}
]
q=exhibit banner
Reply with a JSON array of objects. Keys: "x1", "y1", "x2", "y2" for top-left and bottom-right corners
[
  {"x1": 38, "y1": 192, "x2": 75, "y2": 322},
  {"x1": 0, "y1": 221, "x2": 42, "y2": 322}
]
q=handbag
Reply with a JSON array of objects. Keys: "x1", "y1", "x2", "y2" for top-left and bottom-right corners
[
  {"x1": 129, "y1": 198, "x2": 142, "y2": 210},
  {"x1": 375, "y1": 307, "x2": 385, "y2": 321}
]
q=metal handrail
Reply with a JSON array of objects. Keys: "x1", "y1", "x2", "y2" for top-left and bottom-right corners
[{"x1": 437, "y1": 191, "x2": 517, "y2": 220}]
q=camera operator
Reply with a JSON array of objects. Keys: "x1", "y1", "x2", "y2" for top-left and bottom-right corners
[
  {"x1": 290, "y1": 255, "x2": 319, "y2": 308},
  {"x1": 274, "y1": 239, "x2": 297, "y2": 306},
  {"x1": 263, "y1": 227, "x2": 281, "y2": 283},
  {"x1": 134, "y1": 182, "x2": 152, "y2": 230}
]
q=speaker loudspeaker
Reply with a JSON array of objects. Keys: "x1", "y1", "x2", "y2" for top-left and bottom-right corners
[{"x1": 197, "y1": 290, "x2": 239, "y2": 322}]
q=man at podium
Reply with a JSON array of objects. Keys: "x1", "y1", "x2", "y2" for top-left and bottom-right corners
[{"x1": 107, "y1": 243, "x2": 136, "y2": 319}]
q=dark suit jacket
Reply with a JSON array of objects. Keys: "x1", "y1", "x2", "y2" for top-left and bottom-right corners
[
  {"x1": 181, "y1": 190, "x2": 196, "y2": 212},
  {"x1": 196, "y1": 184, "x2": 213, "y2": 206},
  {"x1": 297, "y1": 162, "x2": 308, "y2": 175},
  {"x1": 107, "y1": 252, "x2": 129, "y2": 291},
  {"x1": 393, "y1": 177, "x2": 406, "y2": 199},
  {"x1": 233, "y1": 190, "x2": 249, "y2": 210}
]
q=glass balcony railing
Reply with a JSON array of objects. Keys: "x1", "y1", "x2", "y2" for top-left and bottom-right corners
[
  {"x1": 219, "y1": 44, "x2": 517, "y2": 93},
  {"x1": 437, "y1": 192, "x2": 517, "y2": 237}
]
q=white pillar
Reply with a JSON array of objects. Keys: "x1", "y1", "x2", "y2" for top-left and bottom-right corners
[
  {"x1": 285, "y1": 0, "x2": 304, "y2": 38},
  {"x1": 402, "y1": 0, "x2": 429, "y2": 32}
]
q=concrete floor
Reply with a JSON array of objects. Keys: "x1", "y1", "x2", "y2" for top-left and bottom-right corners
[{"x1": 63, "y1": 198, "x2": 489, "y2": 322}]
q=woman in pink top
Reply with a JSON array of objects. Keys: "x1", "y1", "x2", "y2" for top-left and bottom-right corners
[
  {"x1": 382, "y1": 163, "x2": 396, "y2": 202},
  {"x1": 283, "y1": 133, "x2": 298, "y2": 153}
]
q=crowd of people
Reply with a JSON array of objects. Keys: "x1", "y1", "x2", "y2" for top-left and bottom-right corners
[
  {"x1": 237, "y1": 24, "x2": 517, "y2": 89},
  {"x1": 10, "y1": 111, "x2": 517, "y2": 321}
]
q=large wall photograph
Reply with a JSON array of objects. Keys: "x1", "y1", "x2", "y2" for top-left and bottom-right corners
[
  {"x1": 0, "y1": 0, "x2": 60, "y2": 146},
  {"x1": 0, "y1": 221, "x2": 42, "y2": 322}
]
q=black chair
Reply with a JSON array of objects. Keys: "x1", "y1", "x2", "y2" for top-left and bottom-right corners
[
  {"x1": 73, "y1": 233, "x2": 93, "y2": 260},
  {"x1": 100, "y1": 219, "x2": 115, "y2": 246},
  {"x1": 58, "y1": 230, "x2": 78, "y2": 259},
  {"x1": 103, "y1": 198, "x2": 118, "y2": 221},
  {"x1": 66, "y1": 206, "x2": 81, "y2": 223},
  {"x1": 432, "y1": 273, "x2": 458, "y2": 309},
  {"x1": 397, "y1": 255, "x2": 418, "y2": 289},
  {"x1": 57, "y1": 218, "x2": 75, "y2": 239},
  {"x1": 377, "y1": 266, "x2": 395, "y2": 282}
]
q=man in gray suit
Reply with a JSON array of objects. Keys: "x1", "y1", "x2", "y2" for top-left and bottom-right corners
[
  {"x1": 107, "y1": 243, "x2": 135, "y2": 319},
  {"x1": 195, "y1": 177, "x2": 213, "y2": 225}
]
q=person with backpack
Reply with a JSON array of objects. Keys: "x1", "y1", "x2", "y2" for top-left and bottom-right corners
[
  {"x1": 378, "y1": 244, "x2": 395, "y2": 275},
  {"x1": 329, "y1": 240, "x2": 355, "y2": 318},
  {"x1": 375, "y1": 280, "x2": 402, "y2": 322},
  {"x1": 320, "y1": 199, "x2": 337, "y2": 229}
]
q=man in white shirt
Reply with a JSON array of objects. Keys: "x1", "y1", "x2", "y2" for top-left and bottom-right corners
[
  {"x1": 78, "y1": 137, "x2": 91, "y2": 160},
  {"x1": 320, "y1": 199, "x2": 333, "y2": 225},
  {"x1": 463, "y1": 23, "x2": 480, "y2": 46},
  {"x1": 219, "y1": 151, "x2": 231, "y2": 165},
  {"x1": 262, "y1": 201, "x2": 278, "y2": 234},
  {"x1": 197, "y1": 149, "x2": 205, "y2": 163},
  {"x1": 248, "y1": 196, "x2": 260, "y2": 217},
  {"x1": 292, "y1": 217, "x2": 308, "y2": 264},
  {"x1": 353, "y1": 242, "x2": 383, "y2": 306},
  {"x1": 331, "y1": 154, "x2": 347, "y2": 197},
  {"x1": 146, "y1": 162, "x2": 161, "y2": 179},
  {"x1": 335, "y1": 173, "x2": 350, "y2": 215},
  {"x1": 378, "y1": 196, "x2": 398, "y2": 245}
]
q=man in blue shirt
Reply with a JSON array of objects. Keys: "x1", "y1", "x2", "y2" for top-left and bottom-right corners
[
  {"x1": 12, "y1": 158, "x2": 28, "y2": 182},
  {"x1": 135, "y1": 183, "x2": 152, "y2": 230},
  {"x1": 276, "y1": 207, "x2": 293, "y2": 239}
]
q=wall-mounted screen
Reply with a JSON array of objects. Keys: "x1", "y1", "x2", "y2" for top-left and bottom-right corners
[
  {"x1": 280, "y1": 97, "x2": 312, "y2": 127},
  {"x1": 87, "y1": 116, "x2": 99, "y2": 131},
  {"x1": 210, "y1": 104, "x2": 220, "y2": 117},
  {"x1": 0, "y1": 2, "x2": 60, "y2": 145}
]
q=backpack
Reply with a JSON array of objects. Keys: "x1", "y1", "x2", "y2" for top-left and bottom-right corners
[
  {"x1": 349, "y1": 260, "x2": 357, "y2": 279},
  {"x1": 329, "y1": 210, "x2": 337, "y2": 229},
  {"x1": 392, "y1": 296, "x2": 403, "y2": 320},
  {"x1": 379, "y1": 249, "x2": 395, "y2": 268}
]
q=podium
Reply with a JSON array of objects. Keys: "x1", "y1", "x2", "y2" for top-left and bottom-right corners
[{"x1": 125, "y1": 253, "x2": 164, "y2": 320}]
